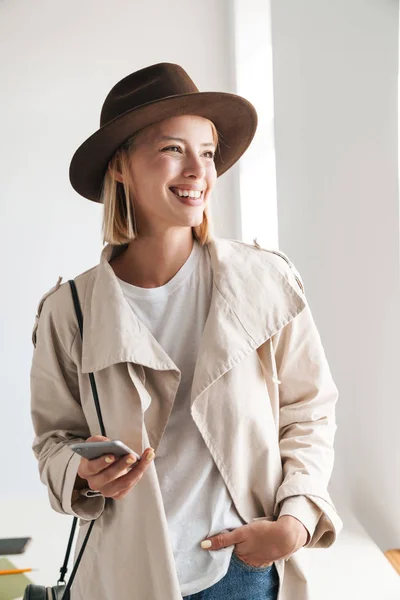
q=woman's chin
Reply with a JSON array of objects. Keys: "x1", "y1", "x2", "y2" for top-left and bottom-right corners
[{"x1": 173, "y1": 208, "x2": 205, "y2": 228}]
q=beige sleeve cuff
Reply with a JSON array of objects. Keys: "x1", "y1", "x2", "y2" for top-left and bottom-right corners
[
  {"x1": 62, "y1": 450, "x2": 105, "y2": 521},
  {"x1": 278, "y1": 496, "x2": 323, "y2": 545}
]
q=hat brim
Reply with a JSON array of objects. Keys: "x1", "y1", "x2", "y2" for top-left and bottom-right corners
[{"x1": 69, "y1": 92, "x2": 257, "y2": 202}]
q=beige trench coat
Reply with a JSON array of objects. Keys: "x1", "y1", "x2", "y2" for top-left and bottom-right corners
[{"x1": 31, "y1": 237, "x2": 342, "y2": 600}]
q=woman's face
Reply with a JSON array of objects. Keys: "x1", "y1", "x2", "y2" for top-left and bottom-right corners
[{"x1": 126, "y1": 115, "x2": 217, "y2": 235}]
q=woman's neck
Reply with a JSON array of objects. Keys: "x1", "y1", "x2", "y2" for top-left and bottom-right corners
[{"x1": 110, "y1": 230, "x2": 195, "y2": 288}]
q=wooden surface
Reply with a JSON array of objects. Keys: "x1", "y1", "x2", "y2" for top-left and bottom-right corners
[{"x1": 385, "y1": 550, "x2": 400, "y2": 575}]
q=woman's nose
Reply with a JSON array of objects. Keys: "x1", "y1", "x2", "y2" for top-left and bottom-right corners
[{"x1": 182, "y1": 156, "x2": 206, "y2": 179}]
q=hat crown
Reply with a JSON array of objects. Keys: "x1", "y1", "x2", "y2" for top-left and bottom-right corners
[{"x1": 100, "y1": 63, "x2": 199, "y2": 126}]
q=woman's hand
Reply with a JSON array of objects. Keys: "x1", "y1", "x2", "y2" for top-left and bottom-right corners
[
  {"x1": 200, "y1": 516, "x2": 308, "y2": 567},
  {"x1": 74, "y1": 435, "x2": 155, "y2": 500}
]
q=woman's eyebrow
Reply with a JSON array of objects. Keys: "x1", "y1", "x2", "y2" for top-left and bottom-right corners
[{"x1": 156, "y1": 135, "x2": 215, "y2": 148}]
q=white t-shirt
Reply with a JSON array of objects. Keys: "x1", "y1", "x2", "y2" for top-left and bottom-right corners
[{"x1": 117, "y1": 240, "x2": 245, "y2": 595}]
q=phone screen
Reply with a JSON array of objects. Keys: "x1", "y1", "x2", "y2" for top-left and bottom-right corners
[{"x1": 0, "y1": 537, "x2": 31, "y2": 555}]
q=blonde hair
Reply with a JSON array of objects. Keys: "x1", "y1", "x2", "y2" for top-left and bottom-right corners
[{"x1": 101, "y1": 120, "x2": 219, "y2": 246}]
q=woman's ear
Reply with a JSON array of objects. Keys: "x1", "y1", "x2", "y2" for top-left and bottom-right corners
[{"x1": 108, "y1": 164, "x2": 124, "y2": 183}]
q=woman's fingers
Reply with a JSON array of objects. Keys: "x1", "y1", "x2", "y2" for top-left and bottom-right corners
[
  {"x1": 97, "y1": 448, "x2": 155, "y2": 499},
  {"x1": 76, "y1": 435, "x2": 111, "y2": 480},
  {"x1": 84, "y1": 452, "x2": 138, "y2": 486},
  {"x1": 77, "y1": 436, "x2": 140, "y2": 482},
  {"x1": 75, "y1": 435, "x2": 155, "y2": 499}
]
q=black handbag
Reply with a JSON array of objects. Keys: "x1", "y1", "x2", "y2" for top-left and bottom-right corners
[{"x1": 23, "y1": 280, "x2": 106, "y2": 600}]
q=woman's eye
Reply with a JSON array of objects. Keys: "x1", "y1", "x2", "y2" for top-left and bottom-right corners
[
  {"x1": 161, "y1": 146, "x2": 214, "y2": 159},
  {"x1": 162, "y1": 146, "x2": 181, "y2": 153}
]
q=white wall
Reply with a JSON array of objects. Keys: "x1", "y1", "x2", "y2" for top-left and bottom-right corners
[
  {"x1": 0, "y1": 0, "x2": 239, "y2": 504},
  {"x1": 270, "y1": 0, "x2": 400, "y2": 551}
]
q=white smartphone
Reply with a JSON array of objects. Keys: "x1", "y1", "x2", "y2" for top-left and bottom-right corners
[{"x1": 70, "y1": 440, "x2": 141, "y2": 462}]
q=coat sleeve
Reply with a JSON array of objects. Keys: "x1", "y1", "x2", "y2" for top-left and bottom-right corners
[
  {"x1": 30, "y1": 285, "x2": 105, "y2": 521},
  {"x1": 278, "y1": 496, "x2": 322, "y2": 544},
  {"x1": 270, "y1": 262, "x2": 343, "y2": 548}
]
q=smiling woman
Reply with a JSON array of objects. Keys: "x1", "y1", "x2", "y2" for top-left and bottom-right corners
[{"x1": 29, "y1": 62, "x2": 341, "y2": 600}]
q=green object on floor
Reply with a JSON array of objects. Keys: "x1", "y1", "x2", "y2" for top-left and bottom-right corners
[{"x1": 0, "y1": 557, "x2": 31, "y2": 600}]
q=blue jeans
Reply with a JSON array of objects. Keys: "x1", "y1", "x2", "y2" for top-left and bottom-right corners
[{"x1": 182, "y1": 552, "x2": 279, "y2": 600}]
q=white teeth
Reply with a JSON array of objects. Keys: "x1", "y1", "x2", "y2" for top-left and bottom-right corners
[{"x1": 172, "y1": 189, "x2": 202, "y2": 199}]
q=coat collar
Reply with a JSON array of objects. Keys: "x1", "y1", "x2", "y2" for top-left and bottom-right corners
[{"x1": 81, "y1": 238, "x2": 306, "y2": 400}]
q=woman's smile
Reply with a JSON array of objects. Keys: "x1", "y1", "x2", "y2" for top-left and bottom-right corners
[{"x1": 169, "y1": 187, "x2": 205, "y2": 206}]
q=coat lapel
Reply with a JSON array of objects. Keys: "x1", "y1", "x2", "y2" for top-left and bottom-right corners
[
  {"x1": 190, "y1": 238, "x2": 306, "y2": 403},
  {"x1": 80, "y1": 245, "x2": 178, "y2": 375},
  {"x1": 80, "y1": 239, "x2": 306, "y2": 404}
]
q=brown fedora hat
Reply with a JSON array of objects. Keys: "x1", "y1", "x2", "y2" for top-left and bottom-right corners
[{"x1": 69, "y1": 62, "x2": 258, "y2": 202}]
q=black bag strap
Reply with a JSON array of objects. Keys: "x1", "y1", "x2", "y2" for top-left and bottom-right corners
[
  {"x1": 56, "y1": 280, "x2": 106, "y2": 592},
  {"x1": 57, "y1": 518, "x2": 77, "y2": 584},
  {"x1": 69, "y1": 280, "x2": 106, "y2": 437}
]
